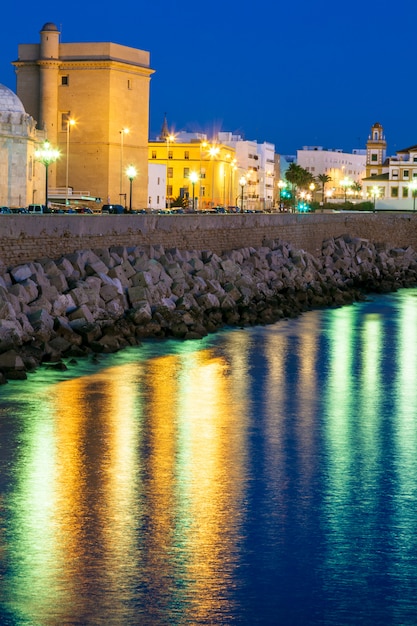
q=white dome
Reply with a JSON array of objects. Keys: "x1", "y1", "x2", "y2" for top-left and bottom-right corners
[{"x1": 0, "y1": 84, "x2": 25, "y2": 114}]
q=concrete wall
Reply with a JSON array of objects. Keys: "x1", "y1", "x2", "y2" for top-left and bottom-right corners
[{"x1": 1, "y1": 213, "x2": 417, "y2": 269}]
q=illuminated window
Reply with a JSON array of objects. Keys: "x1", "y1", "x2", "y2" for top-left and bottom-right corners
[
  {"x1": 167, "y1": 167, "x2": 173, "y2": 178},
  {"x1": 184, "y1": 167, "x2": 189, "y2": 177}
]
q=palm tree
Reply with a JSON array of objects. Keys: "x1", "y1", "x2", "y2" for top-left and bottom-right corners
[
  {"x1": 351, "y1": 181, "x2": 362, "y2": 197},
  {"x1": 285, "y1": 163, "x2": 314, "y2": 210},
  {"x1": 316, "y1": 173, "x2": 332, "y2": 204}
]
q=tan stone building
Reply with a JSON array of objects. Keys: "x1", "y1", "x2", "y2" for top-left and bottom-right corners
[{"x1": 13, "y1": 23, "x2": 154, "y2": 209}]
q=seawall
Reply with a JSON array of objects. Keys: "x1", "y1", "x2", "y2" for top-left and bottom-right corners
[{"x1": 1, "y1": 212, "x2": 417, "y2": 268}]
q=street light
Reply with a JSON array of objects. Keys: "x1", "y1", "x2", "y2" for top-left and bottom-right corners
[
  {"x1": 126, "y1": 165, "x2": 137, "y2": 213},
  {"x1": 34, "y1": 141, "x2": 60, "y2": 210},
  {"x1": 408, "y1": 181, "x2": 417, "y2": 212},
  {"x1": 239, "y1": 176, "x2": 246, "y2": 213},
  {"x1": 278, "y1": 179, "x2": 286, "y2": 210},
  {"x1": 209, "y1": 145, "x2": 220, "y2": 207},
  {"x1": 120, "y1": 128, "x2": 129, "y2": 207},
  {"x1": 340, "y1": 177, "x2": 353, "y2": 203},
  {"x1": 65, "y1": 118, "x2": 76, "y2": 206},
  {"x1": 309, "y1": 182, "x2": 315, "y2": 202},
  {"x1": 371, "y1": 185, "x2": 380, "y2": 212},
  {"x1": 166, "y1": 133, "x2": 175, "y2": 210},
  {"x1": 189, "y1": 171, "x2": 199, "y2": 211}
]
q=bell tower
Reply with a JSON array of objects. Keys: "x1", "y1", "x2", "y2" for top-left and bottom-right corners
[{"x1": 366, "y1": 122, "x2": 387, "y2": 177}]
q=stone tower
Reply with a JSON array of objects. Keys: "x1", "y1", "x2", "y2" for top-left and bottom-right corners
[{"x1": 366, "y1": 122, "x2": 387, "y2": 177}]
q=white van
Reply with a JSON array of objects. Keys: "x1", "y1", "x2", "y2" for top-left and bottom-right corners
[{"x1": 27, "y1": 204, "x2": 50, "y2": 214}]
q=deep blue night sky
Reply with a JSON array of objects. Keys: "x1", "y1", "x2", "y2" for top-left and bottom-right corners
[{"x1": 2, "y1": 0, "x2": 416, "y2": 155}]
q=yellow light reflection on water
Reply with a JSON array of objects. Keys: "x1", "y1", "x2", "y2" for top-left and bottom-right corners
[{"x1": 5, "y1": 342, "x2": 250, "y2": 624}]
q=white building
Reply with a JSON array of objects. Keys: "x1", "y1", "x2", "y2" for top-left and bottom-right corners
[
  {"x1": 297, "y1": 146, "x2": 366, "y2": 199},
  {"x1": 218, "y1": 132, "x2": 276, "y2": 210},
  {"x1": 0, "y1": 83, "x2": 45, "y2": 208},
  {"x1": 362, "y1": 123, "x2": 417, "y2": 210},
  {"x1": 147, "y1": 162, "x2": 166, "y2": 211}
]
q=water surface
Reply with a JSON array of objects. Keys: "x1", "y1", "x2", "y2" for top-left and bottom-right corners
[{"x1": 1, "y1": 291, "x2": 417, "y2": 625}]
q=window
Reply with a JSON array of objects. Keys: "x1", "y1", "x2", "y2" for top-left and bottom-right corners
[
  {"x1": 167, "y1": 167, "x2": 173, "y2": 178},
  {"x1": 167, "y1": 185, "x2": 173, "y2": 196},
  {"x1": 61, "y1": 75, "x2": 69, "y2": 86},
  {"x1": 413, "y1": 171, "x2": 417, "y2": 179},
  {"x1": 157, "y1": 196, "x2": 160, "y2": 204},
  {"x1": 200, "y1": 168, "x2": 206, "y2": 179},
  {"x1": 392, "y1": 169, "x2": 398, "y2": 177},
  {"x1": 157, "y1": 177, "x2": 160, "y2": 185},
  {"x1": 391, "y1": 187, "x2": 399, "y2": 198},
  {"x1": 413, "y1": 156, "x2": 417, "y2": 162},
  {"x1": 371, "y1": 154, "x2": 378, "y2": 162},
  {"x1": 403, "y1": 187, "x2": 409, "y2": 198},
  {"x1": 148, "y1": 197, "x2": 151, "y2": 205},
  {"x1": 168, "y1": 150, "x2": 173, "y2": 159},
  {"x1": 183, "y1": 167, "x2": 189, "y2": 178},
  {"x1": 184, "y1": 151, "x2": 189, "y2": 160},
  {"x1": 151, "y1": 151, "x2": 157, "y2": 159},
  {"x1": 404, "y1": 170, "x2": 409, "y2": 179},
  {"x1": 61, "y1": 112, "x2": 71, "y2": 131},
  {"x1": 127, "y1": 79, "x2": 132, "y2": 89},
  {"x1": 201, "y1": 186, "x2": 205, "y2": 197}
]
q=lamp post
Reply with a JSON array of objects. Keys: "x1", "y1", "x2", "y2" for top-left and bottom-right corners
[
  {"x1": 340, "y1": 177, "x2": 352, "y2": 203},
  {"x1": 278, "y1": 179, "x2": 286, "y2": 211},
  {"x1": 65, "y1": 118, "x2": 76, "y2": 206},
  {"x1": 371, "y1": 185, "x2": 380, "y2": 212},
  {"x1": 408, "y1": 181, "x2": 417, "y2": 212},
  {"x1": 309, "y1": 182, "x2": 315, "y2": 203},
  {"x1": 189, "y1": 171, "x2": 199, "y2": 212},
  {"x1": 166, "y1": 133, "x2": 175, "y2": 209},
  {"x1": 126, "y1": 165, "x2": 137, "y2": 213},
  {"x1": 34, "y1": 141, "x2": 60, "y2": 210},
  {"x1": 120, "y1": 128, "x2": 129, "y2": 208},
  {"x1": 239, "y1": 176, "x2": 246, "y2": 213},
  {"x1": 209, "y1": 145, "x2": 220, "y2": 207}
]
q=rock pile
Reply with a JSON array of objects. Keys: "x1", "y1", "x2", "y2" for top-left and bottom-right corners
[{"x1": 1, "y1": 234, "x2": 417, "y2": 382}]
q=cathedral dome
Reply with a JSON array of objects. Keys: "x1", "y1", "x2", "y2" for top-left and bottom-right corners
[{"x1": 0, "y1": 84, "x2": 25, "y2": 114}]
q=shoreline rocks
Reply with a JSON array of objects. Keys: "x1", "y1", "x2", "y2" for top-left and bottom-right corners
[{"x1": 1, "y1": 234, "x2": 417, "y2": 383}]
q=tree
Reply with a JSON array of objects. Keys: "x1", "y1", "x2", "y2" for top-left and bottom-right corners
[
  {"x1": 316, "y1": 173, "x2": 332, "y2": 204},
  {"x1": 285, "y1": 163, "x2": 314, "y2": 210},
  {"x1": 351, "y1": 181, "x2": 362, "y2": 197}
]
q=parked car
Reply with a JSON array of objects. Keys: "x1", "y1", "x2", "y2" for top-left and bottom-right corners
[
  {"x1": 101, "y1": 204, "x2": 125, "y2": 214},
  {"x1": 0, "y1": 206, "x2": 12, "y2": 214},
  {"x1": 27, "y1": 204, "x2": 50, "y2": 214},
  {"x1": 11, "y1": 207, "x2": 28, "y2": 214},
  {"x1": 75, "y1": 207, "x2": 94, "y2": 214}
]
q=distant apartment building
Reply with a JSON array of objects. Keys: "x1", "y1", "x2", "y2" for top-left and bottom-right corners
[
  {"x1": 147, "y1": 163, "x2": 166, "y2": 211},
  {"x1": 297, "y1": 146, "x2": 366, "y2": 199},
  {"x1": 218, "y1": 132, "x2": 276, "y2": 210},
  {"x1": 13, "y1": 22, "x2": 154, "y2": 209}
]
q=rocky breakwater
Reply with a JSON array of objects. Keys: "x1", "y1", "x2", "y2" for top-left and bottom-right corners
[{"x1": 1, "y1": 234, "x2": 417, "y2": 383}]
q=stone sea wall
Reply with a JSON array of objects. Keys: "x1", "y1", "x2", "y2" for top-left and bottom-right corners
[
  {"x1": 1, "y1": 212, "x2": 417, "y2": 267},
  {"x1": 1, "y1": 234, "x2": 417, "y2": 383}
]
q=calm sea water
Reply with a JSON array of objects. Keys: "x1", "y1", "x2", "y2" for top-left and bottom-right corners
[{"x1": 1, "y1": 290, "x2": 417, "y2": 625}]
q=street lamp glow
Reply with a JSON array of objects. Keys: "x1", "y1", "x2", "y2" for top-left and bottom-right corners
[
  {"x1": 239, "y1": 176, "x2": 247, "y2": 213},
  {"x1": 34, "y1": 141, "x2": 60, "y2": 209},
  {"x1": 166, "y1": 133, "x2": 176, "y2": 209},
  {"x1": 126, "y1": 165, "x2": 137, "y2": 212},
  {"x1": 189, "y1": 171, "x2": 199, "y2": 212},
  {"x1": 340, "y1": 177, "x2": 353, "y2": 202},
  {"x1": 371, "y1": 185, "x2": 380, "y2": 213},
  {"x1": 65, "y1": 118, "x2": 76, "y2": 206},
  {"x1": 408, "y1": 180, "x2": 417, "y2": 212}
]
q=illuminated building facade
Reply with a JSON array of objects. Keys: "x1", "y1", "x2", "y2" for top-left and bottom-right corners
[
  {"x1": 13, "y1": 22, "x2": 154, "y2": 209},
  {"x1": 149, "y1": 130, "x2": 238, "y2": 210}
]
